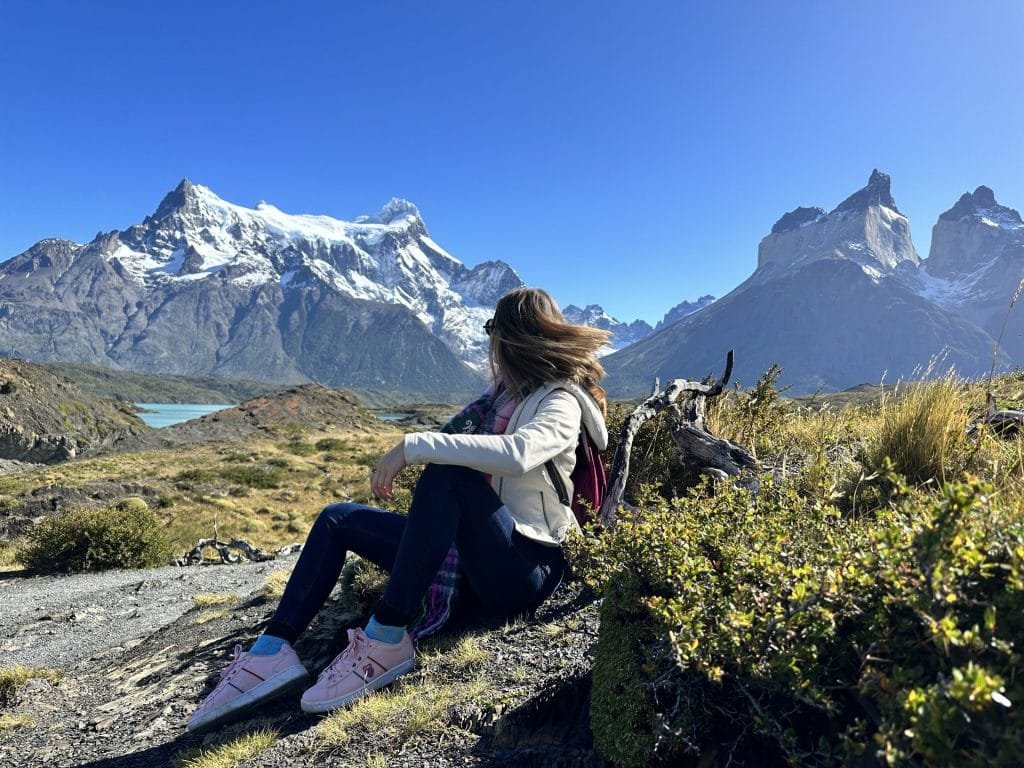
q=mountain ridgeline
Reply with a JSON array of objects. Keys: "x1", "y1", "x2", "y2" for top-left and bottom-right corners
[
  {"x1": 603, "y1": 171, "x2": 1024, "y2": 395},
  {"x1": 2, "y1": 173, "x2": 1023, "y2": 399}
]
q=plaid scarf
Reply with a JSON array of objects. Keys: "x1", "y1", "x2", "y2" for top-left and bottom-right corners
[{"x1": 408, "y1": 382, "x2": 518, "y2": 641}]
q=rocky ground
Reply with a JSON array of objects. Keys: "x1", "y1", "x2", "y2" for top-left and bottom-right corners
[{"x1": 1, "y1": 557, "x2": 609, "y2": 768}]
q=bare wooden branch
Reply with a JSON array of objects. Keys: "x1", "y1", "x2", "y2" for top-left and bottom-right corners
[
  {"x1": 174, "y1": 538, "x2": 303, "y2": 566},
  {"x1": 968, "y1": 391, "x2": 1024, "y2": 437},
  {"x1": 600, "y1": 351, "x2": 757, "y2": 526}
]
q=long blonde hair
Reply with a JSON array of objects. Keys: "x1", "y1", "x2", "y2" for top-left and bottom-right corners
[{"x1": 488, "y1": 287, "x2": 611, "y2": 414}]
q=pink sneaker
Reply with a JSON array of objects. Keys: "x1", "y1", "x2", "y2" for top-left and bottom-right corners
[
  {"x1": 187, "y1": 643, "x2": 309, "y2": 732},
  {"x1": 300, "y1": 628, "x2": 416, "y2": 713}
]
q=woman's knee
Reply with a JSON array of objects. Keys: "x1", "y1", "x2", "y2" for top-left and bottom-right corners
[{"x1": 315, "y1": 501, "x2": 363, "y2": 530}]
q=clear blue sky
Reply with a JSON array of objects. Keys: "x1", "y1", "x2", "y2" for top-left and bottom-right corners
[{"x1": 2, "y1": 1, "x2": 1022, "y2": 325}]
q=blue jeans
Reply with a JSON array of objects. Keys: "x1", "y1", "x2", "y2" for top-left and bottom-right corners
[{"x1": 267, "y1": 464, "x2": 565, "y2": 641}]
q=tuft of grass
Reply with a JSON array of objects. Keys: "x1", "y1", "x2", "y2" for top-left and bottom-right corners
[
  {"x1": 862, "y1": 375, "x2": 972, "y2": 485},
  {"x1": 447, "y1": 636, "x2": 489, "y2": 671},
  {"x1": 0, "y1": 667, "x2": 62, "y2": 705},
  {"x1": 0, "y1": 541, "x2": 23, "y2": 573},
  {"x1": 364, "y1": 754, "x2": 388, "y2": 768},
  {"x1": 261, "y1": 568, "x2": 292, "y2": 600},
  {"x1": 174, "y1": 727, "x2": 278, "y2": 768},
  {"x1": 0, "y1": 713, "x2": 34, "y2": 731},
  {"x1": 194, "y1": 609, "x2": 232, "y2": 625},
  {"x1": 192, "y1": 593, "x2": 240, "y2": 609},
  {"x1": 317, "y1": 674, "x2": 490, "y2": 749}
]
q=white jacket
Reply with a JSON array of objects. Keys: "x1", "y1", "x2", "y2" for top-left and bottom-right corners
[{"x1": 402, "y1": 381, "x2": 608, "y2": 545}]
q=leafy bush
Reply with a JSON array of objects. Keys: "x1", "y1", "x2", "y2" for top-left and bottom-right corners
[
  {"x1": 217, "y1": 465, "x2": 285, "y2": 489},
  {"x1": 16, "y1": 499, "x2": 171, "y2": 573},
  {"x1": 315, "y1": 438, "x2": 350, "y2": 452},
  {"x1": 580, "y1": 477, "x2": 1024, "y2": 766}
]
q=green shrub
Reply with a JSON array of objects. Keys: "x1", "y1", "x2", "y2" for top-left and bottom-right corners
[
  {"x1": 580, "y1": 477, "x2": 1024, "y2": 766},
  {"x1": 281, "y1": 440, "x2": 316, "y2": 456},
  {"x1": 16, "y1": 500, "x2": 171, "y2": 573},
  {"x1": 314, "y1": 438, "x2": 350, "y2": 452},
  {"x1": 217, "y1": 465, "x2": 284, "y2": 489}
]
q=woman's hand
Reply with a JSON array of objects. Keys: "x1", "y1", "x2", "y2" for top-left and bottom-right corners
[{"x1": 371, "y1": 439, "x2": 407, "y2": 501}]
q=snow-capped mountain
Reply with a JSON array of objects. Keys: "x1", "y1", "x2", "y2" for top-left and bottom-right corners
[
  {"x1": 603, "y1": 171, "x2": 1008, "y2": 396},
  {"x1": 911, "y1": 186, "x2": 1024, "y2": 359},
  {"x1": 754, "y1": 169, "x2": 919, "y2": 284},
  {"x1": 654, "y1": 295, "x2": 716, "y2": 330},
  {"x1": 110, "y1": 181, "x2": 522, "y2": 367},
  {"x1": 563, "y1": 296, "x2": 716, "y2": 355},
  {"x1": 0, "y1": 181, "x2": 531, "y2": 399},
  {"x1": 562, "y1": 305, "x2": 654, "y2": 354}
]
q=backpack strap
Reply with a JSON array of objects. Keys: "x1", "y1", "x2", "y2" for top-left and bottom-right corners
[{"x1": 545, "y1": 430, "x2": 581, "y2": 507}]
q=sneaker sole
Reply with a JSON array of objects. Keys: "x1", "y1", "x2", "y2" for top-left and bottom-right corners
[
  {"x1": 187, "y1": 664, "x2": 309, "y2": 733},
  {"x1": 300, "y1": 658, "x2": 416, "y2": 714}
]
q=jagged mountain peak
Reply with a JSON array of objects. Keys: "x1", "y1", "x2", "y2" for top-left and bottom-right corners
[
  {"x1": 757, "y1": 170, "x2": 918, "y2": 276},
  {"x1": 939, "y1": 185, "x2": 1022, "y2": 226},
  {"x1": 369, "y1": 198, "x2": 423, "y2": 226},
  {"x1": 831, "y1": 169, "x2": 900, "y2": 215}
]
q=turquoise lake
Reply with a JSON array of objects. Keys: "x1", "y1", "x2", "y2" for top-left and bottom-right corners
[{"x1": 135, "y1": 403, "x2": 233, "y2": 429}]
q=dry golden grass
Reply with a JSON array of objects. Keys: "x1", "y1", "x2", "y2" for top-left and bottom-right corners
[
  {"x1": 317, "y1": 632, "x2": 492, "y2": 750},
  {"x1": 173, "y1": 726, "x2": 278, "y2": 768},
  {"x1": 192, "y1": 593, "x2": 240, "y2": 608},
  {"x1": 0, "y1": 667, "x2": 62, "y2": 704},
  {"x1": 862, "y1": 375, "x2": 972, "y2": 485},
  {"x1": 0, "y1": 713, "x2": 33, "y2": 731},
  {"x1": 0, "y1": 425, "x2": 403, "y2": 561},
  {"x1": 260, "y1": 568, "x2": 293, "y2": 600}
]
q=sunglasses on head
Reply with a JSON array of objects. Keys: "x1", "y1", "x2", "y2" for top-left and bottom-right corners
[{"x1": 483, "y1": 319, "x2": 496, "y2": 336}]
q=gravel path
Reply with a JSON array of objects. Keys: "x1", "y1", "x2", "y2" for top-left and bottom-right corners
[{"x1": 0, "y1": 558, "x2": 295, "y2": 669}]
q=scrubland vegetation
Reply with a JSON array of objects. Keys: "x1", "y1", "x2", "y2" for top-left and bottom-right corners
[
  {"x1": 579, "y1": 368, "x2": 1024, "y2": 767},
  {"x1": 3, "y1": 425, "x2": 411, "y2": 573},
  {"x1": 4, "y1": 369, "x2": 1024, "y2": 766}
]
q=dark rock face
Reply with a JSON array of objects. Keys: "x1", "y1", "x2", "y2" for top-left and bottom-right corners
[
  {"x1": 0, "y1": 357, "x2": 148, "y2": 464},
  {"x1": 832, "y1": 168, "x2": 900, "y2": 214},
  {"x1": 939, "y1": 185, "x2": 1022, "y2": 224},
  {"x1": 771, "y1": 206, "x2": 826, "y2": 234}
]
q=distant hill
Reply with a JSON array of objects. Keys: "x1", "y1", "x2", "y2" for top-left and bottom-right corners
[
  {"x1": 43, "y1": 362, "x2": 276, "y2": 404},
  {"x1": 0, "y1": 357, "x2": 149, "y2": 463}
]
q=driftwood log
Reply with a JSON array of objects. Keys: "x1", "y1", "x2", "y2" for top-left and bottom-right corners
[
  {"x1": 175, "y1": 539, "x2": 303, "y2": 566},
  {"x1": 968, "y1": 392, "x2": 1024, "y2": 437},
  {"x1": 599, "y1": 350, "x2": 759, "y2": 526}
]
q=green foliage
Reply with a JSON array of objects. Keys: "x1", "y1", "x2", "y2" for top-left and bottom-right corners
[
  {"x1": 16, "y1": 499, "x2": 171, "y2": 573},
  {"x1": 315, "y1": 438, "x2": 351, "y2": 452},
  {"x1": 280, "y1": 440, "x2": 316, "y2": 456},
  {"x1": 581, "y1": 477, "x2": 1024, "y2": 766},
  {"x1": 709, "y1": 363, "x2": 790, "y2": 458}
]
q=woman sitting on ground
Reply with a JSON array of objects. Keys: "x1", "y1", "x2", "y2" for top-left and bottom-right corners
[{"x1": 188, "y1": 286, "x2": 610, "y2": 731}]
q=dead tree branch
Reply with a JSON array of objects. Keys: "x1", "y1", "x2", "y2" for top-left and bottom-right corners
[
  {"x1": 600, "y1": 351, "x2": 759, "y2": 526},
  {"x1": 174, "y1": 538, "x2": 303, "y2": 566}
]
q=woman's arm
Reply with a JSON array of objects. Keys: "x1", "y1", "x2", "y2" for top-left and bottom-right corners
[{"x1": 404, "y1": 390, "x2": 581, "y2": 476}]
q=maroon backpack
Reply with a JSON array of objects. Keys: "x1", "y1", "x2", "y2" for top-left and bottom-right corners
[{"x1": 546, "y1": 430, "x2": 607, "y2": 526}]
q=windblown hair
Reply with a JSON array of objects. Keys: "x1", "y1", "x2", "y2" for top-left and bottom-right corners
[{"x1": 488, "y1": 287, "x2": 612, "y2": 414}]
